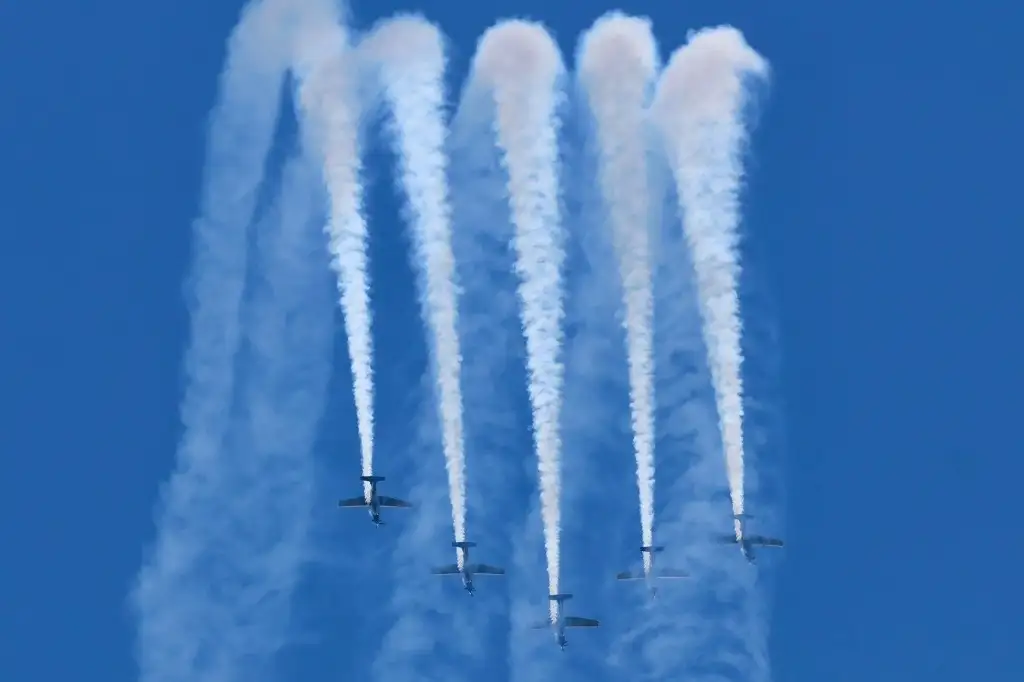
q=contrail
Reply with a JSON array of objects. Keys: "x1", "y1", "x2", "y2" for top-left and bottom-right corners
[
  {"x1": 370, "y1": 80, "x2": 528, "y2": 682},
  {"x1": 576, "y1": 12, "x2": 660, "y2": 574},
  {"x1": 468, "y1": 20, "x2": 567, "y2": 617},
  {"x1": 650, "y1": 26, "x2": 768, "y2": 530},
  {"x1": 130, "y1": 1, "x2": 298, "y2": 679},
  {"x1": 360, "y1": 16, "x2": 470, "y2": 558},
  {"x1": 292, "y1": 1, "x2": 377, "y2": 497},
  {"x1": 606, "y1": 177, "x2": 771, "y2": 681},
  {"x1": 217, "y1": 146, "x2": 333, "y2": 679}
]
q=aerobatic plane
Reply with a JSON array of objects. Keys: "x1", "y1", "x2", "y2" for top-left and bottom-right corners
[
  {"x1": 431, "y1": 541, "x2": 505, "y2": 595},
  {"x1": 718, "y1": 513, "x2": 784, "y2": 564},
  {"x1": 615, "y1": 545, "x2": 689, "y2": 598},
  {"x1": 531, "y1": 594, "x2": 599, "y2": 651},
  {"x1": 337, "y1": 475, "x2": 411, "y2": 527}
]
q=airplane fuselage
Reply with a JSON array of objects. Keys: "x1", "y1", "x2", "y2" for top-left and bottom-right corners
[
  {"x1": 364, "y1": 484, "x2": 383, "y2": 526},
  {"x1": 640, "y1": 550, "x2": 658, "y2": 597},
  {"x1": 739, "y1": 539, "x2": 755, "y2": 564},
  {"x1": 454, "y1": 546, "x2": 475, "y2": 594},
  {"x1": 550, "y1": 601, "x2": 574, "y2": 651},
  {"x1": 551, "y1": 605, "x2": 567, "y2": 649},
  {"x1": 644, "y1": 573, "x2": 659, "y2": 598}
]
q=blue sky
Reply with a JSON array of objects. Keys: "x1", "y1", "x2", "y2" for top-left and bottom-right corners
[{"x1": 2, "y1": 1, "x2": 1022, "y2": 681}]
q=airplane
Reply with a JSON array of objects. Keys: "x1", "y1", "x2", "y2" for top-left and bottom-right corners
[
  {"x1": 531, "y1": 593, "x2": 599, "y2": 651},
  {"x1": 431, "y1": 541, "x2": 505, "y2": 595},
  {"x1": 615, "y1": 545, "x2": 689, "y2": 598},
  {"x1": 717, "y1": 513, "x2": 784, "y2": 564},
  {"x1": 337, "y1": 475, "x2": 411, "y2": 527}
]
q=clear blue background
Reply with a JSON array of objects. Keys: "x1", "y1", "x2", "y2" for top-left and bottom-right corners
[{"x1": 2, "y1": 0, "x2": 1021, "y2": 680}]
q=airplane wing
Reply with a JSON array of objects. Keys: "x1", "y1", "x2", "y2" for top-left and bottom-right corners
[
  {"x1": 615, "y1": 571, "x2": 643, "y2": 581},
  {"x1": 338, "y1": 497, "x2": 368, "y2": 507},
  {"x1": 431, "y1": 564, "x2": 460, "y2": 575},
  {"x1": 565, "y1": 617, "x2": 599, "y2": 628},
  {"x1": 469, "y1": 564, "x2": 505, "y2": 575},
  {"x1": 377, "y1": 496, "x2": 412, "y2": 508},
  {"x1": 747, "y1": 536, "x2": 784, "y2": 547},
  {"x1": 715, "y1": 534, "x2": 739, "y2": 544},
  {"x1": 529, "y1": 621, "x2": 551, "y2": 630},
  {"x1": 655, "y1": 570, "x2": 690, "y2": 579}
]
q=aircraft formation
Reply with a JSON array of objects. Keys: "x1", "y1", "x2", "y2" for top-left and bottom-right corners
[{"x1": 339, "y1": 475, "x2": 783, "y2": 650}]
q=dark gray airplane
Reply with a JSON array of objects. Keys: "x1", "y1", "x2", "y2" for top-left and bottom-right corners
[
  {"x1": 338, "y1": 475, "x2": 411, "y2": 527},
  {"x1": 531, "y1": 594, "x2": 599, "y2": 651},
  {"x1": 432, "y1": 541, "x2": 505, "y2": 595},
  {"x1": 719, "y1": 513, "x2": 784, "y2": 563},
  {"x1": 615, "y1": 545, "x2": 689, "y2": 598}
]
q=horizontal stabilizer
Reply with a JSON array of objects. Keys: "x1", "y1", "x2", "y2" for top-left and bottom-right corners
[
  {"x1": 565, "y1": 616, "x2": 599, "y2": 628},
  {"x1": 615, "y1": 571, "x2": 643, "y2": 581},
  {"x1": 469, "y1": 564, "x2": 505, "y2": 575},
  {"x1": 361, "y1": 475, "x2": 385, "y2": 483},
  {"x1": 338, "y1": 497, "x2": 368, "y2": 508},
  {"x1": 549, "y1": 593, "x2": 573, "y2": 602},
  {"x1": 452, "y1": 541, "x2": 477, "y2": 549},
  {"x1": 432, "y1": 564, "x2": 460, "y2": 575},
  {"x1": 655, "y1": 569, "x2": 690, "y2": 579},
  {"x1": 378, "y1": 496, "x2": 411, "y2": 508}
]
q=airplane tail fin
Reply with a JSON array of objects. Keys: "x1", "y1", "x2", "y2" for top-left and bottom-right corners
[
  {"x1": 549, "y1": 593, "x2": 573, "y2": 602},
  {"x1": 361, "y1": 475, "x2": 385, "y2": 483},
  {"x1": 452, "y1": 541, "x2": 477, "y2": 549}
]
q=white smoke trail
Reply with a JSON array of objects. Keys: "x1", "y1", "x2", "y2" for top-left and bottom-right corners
[
  {"x1": 130, "y1": 2, "x2": 300, "y2": 679},
  {"x1": 360, "y1": 16, "x2": 469, "y2": 556},
  {"x1": 468, "y1": 20, "x2": 567, "y2": 616},
  {"x1": 650, "y1": 26, "x2": 768, "y2": 529},
  {"x1": 291, "y1": 2, "x2": 377, "y2": 498},
  {"x1": 576, "y1": 12, "x2": 660, "y2": 574},
  {"x1": 369, "y1": 90, "x2": 526, "y2": 682},
  {"x1": 218, "y1": 147, "x2": 333, "y2": 678},
  {"x1": 606, "y1": 184, "x2": 773, "y2": 681}
]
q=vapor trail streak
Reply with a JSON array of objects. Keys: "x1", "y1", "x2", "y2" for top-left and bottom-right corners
[
  {"x1": 577, "y1": 12, "x2": 660, "y2": 572},
  {"x1": 469, "y1": 19, "x2": 567, "y2": 614},
  {"x1": 131, "y1": 2, "x2": 295, "y2": 679},
  {"x1": 651, "y1": 26, "x2": 768, "y2": 528},
  {"x1": 361, "y1": 16, "x2": 469, "y2": 554},
  {"x1": 292, "y1": 3, "x2": 377, "y2": 495},
  {"x1": 218, "y1": 146, "x2": 333, "y2": 680}
]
